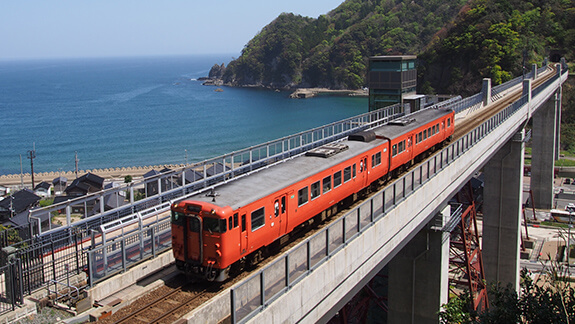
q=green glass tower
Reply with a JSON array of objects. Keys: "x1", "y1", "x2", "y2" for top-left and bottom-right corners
[{"x1": 368, "y1": 55, "x2": 417, "y2": 111}]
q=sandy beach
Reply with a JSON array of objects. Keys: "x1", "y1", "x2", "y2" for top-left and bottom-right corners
[{"x1": 0, "y1": 164, "x2": 187, "y2": 188}]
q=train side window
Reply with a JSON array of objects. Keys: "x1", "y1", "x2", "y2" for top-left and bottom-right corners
[
  {"x1": 372, "y1": 152, "x2": 381, "y2": 167},
  {"x1": 251, "y1": 207, "x2": 265, "y2": 231},
  {"x1": 281, "y1": 196, "x2": 286, "y2": 213},
  {"x1": 323, "y1": 175, "x2": 332, "y2": 193},
  {"x1": 228, "y1": 216, "x2": 233, "y2": 230},
  {"x1": 233, "y1": 213, "x2": 239, "y2": 228},
  {"x1": 436, "y1": 124, "x2": 439, "y2": 132},
  {"x1": 241, "y1": 214, "x2": 246, "y2": 232},
  {"x1": 392, "y1": 144, "x2": 397, "y2": 156},
  {"x1": 423, "y1": 131, "x2": 427, "y2": 140},
  {"x1": 447, "y1": 118, "x2": 451, "y2": 127},
  {"x1": 334, "y1": 171, "x2": 342, "y2": 188},
  {"x1": 311, "y1": 181, "x2": 321, "y2": 200},
  {"x1": 298, "y1": 187, "x2": 309, "y2": 206},
  {"x1": 353, "y1": 164, "x2": 356, "y2": 178},
  {"x1": 428, "y1": 127, "x2": 431, "y2": 137},
  {"x1": 344, "y1": 166, "x2": 352, "y2": 182},
  {"x1": 274, "y1": 200, "x2": 280, "y2": 217}
]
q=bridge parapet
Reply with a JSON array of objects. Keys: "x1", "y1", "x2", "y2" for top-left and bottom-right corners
[{"x1": 219, "y1": 60, "x2": 568, "y2": 324}]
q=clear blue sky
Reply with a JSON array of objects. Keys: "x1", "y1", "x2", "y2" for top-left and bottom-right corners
[{"x1": 1, "y1": 1, "x2": 344, "y2": 60}]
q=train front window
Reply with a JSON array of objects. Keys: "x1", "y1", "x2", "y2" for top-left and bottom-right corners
[
  {"x1": 171, "y1": 211, "x2": 185, "y2": 224},
  {"x1": 189, "y1": 217, "x2": 200, "y2": 233},
  {"x1": 203, "y1": 217, "x2": 226, "y2": 233}
]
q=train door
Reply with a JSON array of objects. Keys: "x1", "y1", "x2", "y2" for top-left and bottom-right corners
[
  {"x1": 407, "y1": 135, "x2": 413, "y2": 160},
  {"x1": 186, "y1": 215, "x2": 202, "y2": 262},
  {"x1": 240, "y1": 214, "x2": 248, "y2": 255},
  {"x1": 360, "y1": 156, "x2": 369, "y2": 187},
  {"x1": 273, "y1": 193, "x2": 289, "y2": 236}
]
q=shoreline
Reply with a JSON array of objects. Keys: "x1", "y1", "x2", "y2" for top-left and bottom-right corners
[
  {"x1": 289, "y1": 88, "x2": 368, "y2": 99},
  {"x1": 0, "y1": 164, "x2": 186, "y2": 188}
]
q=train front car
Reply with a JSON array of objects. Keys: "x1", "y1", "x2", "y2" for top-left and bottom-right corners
[{"x1": 171, "y1": 200, "x2": 234, "y2": 282}]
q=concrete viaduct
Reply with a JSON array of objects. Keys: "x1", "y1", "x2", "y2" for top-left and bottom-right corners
[{"x1": 180, "y1": 62, "x2": 569, "y2": 323}]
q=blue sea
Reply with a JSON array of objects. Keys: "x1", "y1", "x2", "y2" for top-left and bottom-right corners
[{"x1": 0, "y1": 55, "x2": 367, "y2": 176}]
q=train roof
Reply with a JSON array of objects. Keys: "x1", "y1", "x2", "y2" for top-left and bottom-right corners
[
  {"x1": 375, "y1": 107, "x2": 452, "y2": 139},
  {"x1": 188, "y1": 108, "x2": 452, "y2": 211},
  {"x1": 189, "y1": 137, "x2": 385, "y2": 210}
]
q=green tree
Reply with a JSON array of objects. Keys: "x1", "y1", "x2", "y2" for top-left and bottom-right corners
[{"x1": 439, "y1": 267, "x2": 575, "y2": 323}]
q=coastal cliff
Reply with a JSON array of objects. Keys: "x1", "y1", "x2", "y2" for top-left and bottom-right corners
[{"x1": 209, "y1": 0, "x2": 575, "y2": 96}]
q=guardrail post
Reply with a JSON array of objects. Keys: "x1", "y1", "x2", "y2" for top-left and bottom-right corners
[
  {"x1": 342, "y1": 216, "x2": 347, "y2": 244},
  {"x1": 382, "y1": 190, "x2": 386, "y2": 214},
  {"x1": 306, "y1": 241, "x2": 311, "y2": 270},
  {"x1": 151, "y1": 227, "x2": 156, "y2": 258},
  {"x1": 357, "y1": 208, "x2": 361, "y2": 232},
  {"x1": 230, "y1": 289, "x2": 236, "y2": 324},
  {"x1": 122, "y1": 240, "x2": 127, "y2": 272},
  {"x1": 260, "y1": 272, "x2": 266, "y2": 307},
  {"x1": 285, "y1": 256, "x2": 290, "y2": 288},
  {"x1": 523, "y1": 78, "x2": 532, "y2": 119},
  {"x1": 99, "y1": 193, "x2": 105, "y2": 217},
  {"x1": 482, "y1": 78, "x2": 491, "y2": 107},
  {"x1": 51, "y1": 241, "x2": 56, "y2": 283},
  {"x1": 66, "y1": 203, "x2": 72, "y2": 228},
  {"x1": 75, "y1": 233, "x2": 80, "y2": 275},
  {"x1": 326, "y1": 228, "x2": 330, "y2": 256}
]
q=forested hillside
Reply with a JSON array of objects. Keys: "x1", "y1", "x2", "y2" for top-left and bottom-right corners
[
  {"x1": 221, "y1": 0, "x2": 468, "y2": 89},
  {"x1": 218, "y1": 0, "x2": 574, "y2": 96},
  {"x1": 419, "y1": 0, "x2": 575, "y2": 95}
]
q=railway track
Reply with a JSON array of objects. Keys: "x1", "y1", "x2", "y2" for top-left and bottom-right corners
[
  {"x1": 454, "y1": 65, "x2": 556, "y2": 139},
  {"x1": 99, "y1": 278, "x2": 219, "y2": 324}
]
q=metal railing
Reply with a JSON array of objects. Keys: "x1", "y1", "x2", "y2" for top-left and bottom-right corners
[
  {"x1": 23, "y1": 103, "x2": 405, "y2": 244},
  {"x1": 0, "y1": 259, "x2": 23, "y2": 316},
  {"x1": 85, "y1": 216, "x2": 172, "y2": 285},
  {"x1": 230, "y1": 70, "x2": 562, "y2": 323}
]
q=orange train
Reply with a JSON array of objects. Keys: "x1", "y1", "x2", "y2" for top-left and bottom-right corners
[{"x1": 171, "y1": 107, "x2": 455, "y2": 281}]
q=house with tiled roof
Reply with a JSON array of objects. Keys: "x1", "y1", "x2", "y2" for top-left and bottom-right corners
[
  {"x1": 34, "y1": 181, "x2": 52, "y2": 198},
  {"x1": 64, "y1": 172, "x2": 105, "y2": 197},
  {"x1": 0, "y1": 189, "x2": 41, "y2": 221}
]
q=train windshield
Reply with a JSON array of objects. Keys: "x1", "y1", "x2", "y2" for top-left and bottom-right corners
[
  {"x1": 171, "y1": 211, "x2": 185, "y2": 224},
  {"x1": 203, "y1": 217, "x2": 227, "y2": 234}
]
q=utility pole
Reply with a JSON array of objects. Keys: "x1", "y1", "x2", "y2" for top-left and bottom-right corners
[
  {"x1": 75, "y1": 151, "x2": 79, "y2": 179},
  {"x1": 28, "y1": 143, "x2": 36, "y2": 189},
  {"x1": 19, "y1": 154, "x2": 24, "y2": 189}
]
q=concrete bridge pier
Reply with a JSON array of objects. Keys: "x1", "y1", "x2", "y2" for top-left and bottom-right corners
[
  {"x1": 386, "y1": 205, "x2": 450, "y2": 324},
  {"x1": 531, "y1": 84, "x2": 561, "y2": 210},
  {"x1": 482, "y1": 129, "x2": 525, "y2": 290}
]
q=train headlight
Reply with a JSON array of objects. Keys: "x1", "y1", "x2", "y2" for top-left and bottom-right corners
[{"x1": 216, "y1": 250, "x2": 222, "y2": 257}]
